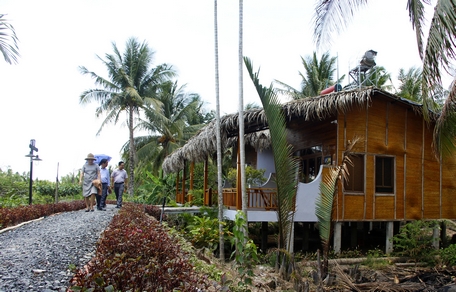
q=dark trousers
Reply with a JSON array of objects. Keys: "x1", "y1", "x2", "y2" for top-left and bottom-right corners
[
  {"x1": 114, "y1": 182, "x2": 124, "y2": 207},
  {"x1": 100, "y1": 183, "x2": 108, "y2": 208},
  {"x1": 95, "y1": 192, "x2": 101, "y2": 209}
]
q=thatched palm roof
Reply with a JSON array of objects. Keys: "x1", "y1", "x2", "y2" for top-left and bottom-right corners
[{"x1": 162, "y1": 87, "x2": 426, "y2": 173}]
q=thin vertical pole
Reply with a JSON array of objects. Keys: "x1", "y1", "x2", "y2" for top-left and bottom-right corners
[
  {"x1": 204, "y1": 158, "x2": 209, "y2": 205},
  {"x1": 29, "y1": 158, "x2": 33, "y2": 205},
  {"x1": 182, "y1": 161, "x2": 186, "y2": 203}
]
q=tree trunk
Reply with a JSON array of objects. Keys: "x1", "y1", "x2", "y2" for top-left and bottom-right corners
[
  {"x1": 238, "y1": 0, "x2": 248, "y2": 241},
  {"x1": 128, "y1": 105, "x2": 135, "y2": 195},
  {"x1": 214, "y1": 0, "x2": 225, "y2": 262}
]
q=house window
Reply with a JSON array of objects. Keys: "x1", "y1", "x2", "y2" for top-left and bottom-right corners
[
  {"x1": 343, "y1": 154, "x2": 364, "y2": 192},
  {"x1": 375, "y1": 156, "x2": 394, "y2": 193},
  {"x1": 299, "y1": 146, "x2": 322, "y2": 183}
]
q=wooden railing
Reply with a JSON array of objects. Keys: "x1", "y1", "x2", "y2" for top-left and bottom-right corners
[{"x1": 220, "y1": 187, "x2": 278, "y2": 210}]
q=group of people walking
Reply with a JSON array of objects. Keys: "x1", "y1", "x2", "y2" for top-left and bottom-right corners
[{"x1": 79, "y1": 153, "x2": 128, "y2": 212}]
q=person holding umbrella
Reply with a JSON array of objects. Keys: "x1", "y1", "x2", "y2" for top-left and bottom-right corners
[{"x1": 97, "y1": 158, "x2": 110, "y2": 211}]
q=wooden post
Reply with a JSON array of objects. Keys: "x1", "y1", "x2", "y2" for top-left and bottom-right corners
[
  {"x1": 182, "y1": 160, "x2": 186, "y2": 203},
  {"x1": 441, "y1": 221, "x2": 447, "y2": 248},
  {"x1": 175, "y1": 170, "x2": 180, "y2": 203},
  {"x1": 54, "y1": 162, "x2": 59, "y2": 204},
  {"x1": 204, "y1": 157, "x2": 209, "y2": 205},
  {"x1": 189, "y1": 161, "x2": 194, "y2": 203}
]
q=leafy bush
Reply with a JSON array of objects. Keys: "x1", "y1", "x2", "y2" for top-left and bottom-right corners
[
  {"x1": 34, "y1": 181, "x2": 81, "y2": 198},
  {"x1": 0, "y1": 201, "x2": 86, "y2": 229},
  {"x1": 0, "y1": 168, "x2": 28, "y2": 199},
  {"x1": 361, "y1": 248, "x2": 390, "y2": 269},
  {"x1": 439, "y1": 244, "x2": 456, "y2": 267},
  {"x1": 135, "y1": 171, "x2": 176, "y2": 205},
  {"x1": 392, "y1": 220, "x2": 438, "y2": 262},
  {"x1": 230, "y1": 211, "x2": 259, "y2": 289},
  {"x1": 186, "y1": 216, "x2": 229, "y2": 251},
  {"x1": 69, "y1": 204, "x2": 208, "y2": 291},
  {"x1": 226, "y1": 166, "x2": 267, "y2": 187}
]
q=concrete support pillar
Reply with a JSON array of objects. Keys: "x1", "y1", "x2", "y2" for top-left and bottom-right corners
[
  {"x1": 333, "y1": 222, "x2": 342, "y2": 254},
  {"x1": 441, "y1": 221, "x2": 447, "y2": 248},
  {"x1": 286, "y1": 222, "x2": 295, "y2": 253},
  {"x1": 433, "y1": 225, "x2": 440, "y2": 250},
  {"x1": 385, "y1": 222, "x2": 394, "y2": 254}
]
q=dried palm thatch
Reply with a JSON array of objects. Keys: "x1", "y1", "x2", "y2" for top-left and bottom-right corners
[
  {"x1": 163, "y1": 87, "x2": 432, "y2": 174},
  {"x1": 227, "y1": 129, "x2": 271, "y2": 151}
]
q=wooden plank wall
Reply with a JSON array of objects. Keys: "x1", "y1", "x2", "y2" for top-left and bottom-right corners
[
  {"x1": 336, "y1": 94, "x2": 456, "y2": 221},
  {"x1": 287, "y1": 118, "x2": 337, "y2": 154}
]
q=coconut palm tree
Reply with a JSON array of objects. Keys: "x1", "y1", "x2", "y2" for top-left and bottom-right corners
[
  {"x1": 0, "y1": 14, "x2": 19, "y2": 64},
  {"x1": 275, "y1": 52, "x2": 342, "y2": 99},
  {"x1": 79, "y1": 37, "x2": 176, "y2": 195},
  {"x1": 312, "y1": 0, "x2": 456, "y2": 156},
  {"x1": 397, "y1": 66, "x2": 449, "y2": 109},
  {"x1": 131, "y1": 81, "x2": 204, "y2": 175},
  {"x1": 238, "y1": 0, "x2": 248, "y2": 237},
  {"x1": 397, "y1": 67, "x2": 423, "y2": 102},
  {"x1": 214, "y1": 0, "x2": 225, "y2": 261},
  {"x1": 360, "y1": 66, "x2": 393, "y2": 91}
]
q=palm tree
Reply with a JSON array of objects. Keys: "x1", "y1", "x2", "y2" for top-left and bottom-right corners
[
  {"x1": 315, "y1": 138, "x2": 358, "y2": 280},
  {"x1": 245, "y1": 56, "x2": 300, "y2": 279},
  {"x1": 275, "y1": 52, "x2": 342, "y2": 99},
  {"x1": 238, "y1": 0, "x2": 248, "y2": 237},
  {"x1": 360, "y1": 66, "x2": 393, "y2": 91},
  {"x1": 0, "y1": 14, "x2": 19, "y2": 64},
  {"x1": 79, "y1": 37, "x2": 175, "y2": 195},
  {"x1": 132, "y1": 81, "x2": 204, "y2": 175},
  {"x1": 312, "y1": 0, "x2": 456, "y2": 156},
  {"x1": 214, "y1": 0, "x2": 225, "y2": 261},
  {"x1": 397, "y1": 67, "x2": 423, "y2": 102}
]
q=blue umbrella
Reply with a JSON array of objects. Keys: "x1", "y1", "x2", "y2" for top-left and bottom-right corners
[{"x1": 94, "y1": 154, "x2": 112, "y2": 165}]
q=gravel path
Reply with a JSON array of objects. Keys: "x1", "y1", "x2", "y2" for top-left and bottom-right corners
[{"x1": 0, "y1": 205, "x2": 118, "y2": 292}]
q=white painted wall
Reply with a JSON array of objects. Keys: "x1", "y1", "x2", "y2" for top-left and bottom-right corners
[{"x1": 257, "y1": 148, "x2": 275, "y2": 179}]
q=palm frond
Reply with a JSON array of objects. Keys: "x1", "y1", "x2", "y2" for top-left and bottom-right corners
[
  {"x1": 313, "y1": 0, "x2": 368, "y2": 49},
  {"x1": 316, "y1": 137, "x2": 359, "y2": 276},
  {"x1": 407, "y1": 0, "x2": 430, "y2": 59},
  {"x1": 0, "y1": 14, "x2": 19, "y2": 64},
  {"x1": 244, "y1": 56, "x2": 299, "y2": 252},
  {"x1": 434, "y1": 77, "x2": 456, "y2": 159},
  {"x1": 421, "y1": 0, "x2": 456, "y2": 116}
]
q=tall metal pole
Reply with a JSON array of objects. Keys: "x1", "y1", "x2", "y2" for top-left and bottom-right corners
[
  {"x1": 26, "y1": 139, "x2": 40, "y2": 205},
  {"x1": 29, "y1": 155, "x2": 33, "y2": 205}
]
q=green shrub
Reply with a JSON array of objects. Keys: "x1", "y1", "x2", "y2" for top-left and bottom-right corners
[
  {"x1": 230, "y1": 211, "x2": 259, "y2": 289},
  {"x1": 439, "y1": 244, "x2": 456, "y2": 267},
  {"x1": 0, "y1": 168, "x2": 28, "y2": 199},
  {"x1": 186, "y1": 215, "x2": 232, "y2": 251},
  {"x1": 226, "y1": 166, "x2": 267, "y2": 187},
  {"x1": 361, "y1": 248, "x2": 390, "y2": 269},
  {"x1": 392, "y1": 220, "x2": 438, "y2": 262},
  {"x1": 69, "y1": 204, "x2": 209, "y2": 291},
  {"x1": 0, "y1": 201, "x2": 86, "y2": 229}
]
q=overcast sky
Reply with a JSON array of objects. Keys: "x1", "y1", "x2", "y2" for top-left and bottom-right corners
[{"x1": 0, "y1": 0, "x2": 438, "y2": 181}]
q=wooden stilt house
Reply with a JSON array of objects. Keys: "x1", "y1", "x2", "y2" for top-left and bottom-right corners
[{"x1": 162, "y1": 87, "x2": 456, "y2": 253}]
